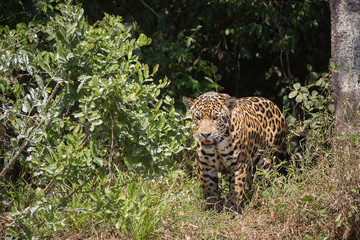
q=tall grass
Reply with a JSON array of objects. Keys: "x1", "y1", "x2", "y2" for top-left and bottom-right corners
[{"x1": 147, "y1": 130, "x2": 359, "y2": 240}]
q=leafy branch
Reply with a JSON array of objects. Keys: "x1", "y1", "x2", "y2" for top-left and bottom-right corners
[{"x1": 0, "y1": 82, "x2": 61, "y2": 180}]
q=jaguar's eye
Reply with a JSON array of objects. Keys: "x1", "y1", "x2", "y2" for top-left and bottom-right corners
[{"x1": 194, "y1": 116, "x2": 201, "y2": 121}]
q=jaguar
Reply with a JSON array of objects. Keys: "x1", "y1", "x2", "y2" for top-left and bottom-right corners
[{"x1": 183, "y1": 91, "x2": 287, "y2": 211}]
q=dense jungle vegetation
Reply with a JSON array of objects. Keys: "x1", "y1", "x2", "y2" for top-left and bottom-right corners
[{"x1": 0, "y1": 0, "x2": 359, "y2": 239}]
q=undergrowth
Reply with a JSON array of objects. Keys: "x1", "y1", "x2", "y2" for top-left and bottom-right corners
[{"x1": 2, "y1": 129, "x2": 359, "y2": 239}]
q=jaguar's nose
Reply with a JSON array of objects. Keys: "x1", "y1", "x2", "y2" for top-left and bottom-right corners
[{"x1": 201, "y1": 132, "x2": 211, "y2": 139}]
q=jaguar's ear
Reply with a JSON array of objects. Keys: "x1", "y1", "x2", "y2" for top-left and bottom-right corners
[
  {"x1": 224, "y1": 97, "x2": 237, "y2": 111},
  {"x1": 182, "y1": 96, "x2": 194, "y2": 110}
]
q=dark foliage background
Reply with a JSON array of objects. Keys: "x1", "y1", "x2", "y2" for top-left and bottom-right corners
[
  {"x1": 79, "y1": 0, "x2": 330, "y2": 107},
  {"x1": 1, "y1": 0, "x2": 331, "y2": 108}
]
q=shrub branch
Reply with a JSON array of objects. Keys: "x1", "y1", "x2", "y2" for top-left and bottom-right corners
[{"x1": 0, "y1": 82, "x2": 61, "y2": 180}]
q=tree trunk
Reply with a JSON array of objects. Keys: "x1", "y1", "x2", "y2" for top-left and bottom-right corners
[{"x1": 330, "y1": 0, "x2": 360, "y2": 135}]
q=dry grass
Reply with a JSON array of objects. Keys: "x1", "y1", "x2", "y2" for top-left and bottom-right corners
[{"x1": 157, "y1": 131, "x2": 360, "y2": 240}]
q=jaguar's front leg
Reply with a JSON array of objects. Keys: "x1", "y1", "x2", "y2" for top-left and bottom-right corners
[
  {"x1": 228, "y1": 161, "x2": 248, "y2": 212},
  {"x1": 197, "y1": 150, "x2": 221, "y2": 211}
]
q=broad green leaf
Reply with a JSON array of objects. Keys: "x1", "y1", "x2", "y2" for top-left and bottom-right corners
[
  {"x1": 328, "y1": 104, "x2": 335, "y2": 113},
  {"x1": 295, "y1": 94, "x2": 303, "y2": 103},
  {"x1": 293, "y1": 83, "x2": 301, "y2": 90},
  {"x1": 38, "y1": 56, "x2": 51, "y2": 73},
  {"x1": 154, "y1": 99, "x2": 162, "y2": 112},
  {"x1": 306, "y1": 64, "x2": 312, "y2": 72},
  {"x1": 136, "y1": 33, "x2": 150, "y2": 46},
  {"x1": 289, "y1": 90, "x2": 297, "y2": 99},
  {"x1": 35, "y1": 187, "x2": 44, "y2": 200}
]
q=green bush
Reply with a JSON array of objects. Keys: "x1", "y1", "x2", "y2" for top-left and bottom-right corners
[
  {"x1": 0, "y1": 1, "x2": 193, "y2": 238},
  {"x1": 288, "y1": 64, "x2": 334, "y2": 129},
  {"x1": 1, "y1": 1, "x2": 191, "y2": 175}
]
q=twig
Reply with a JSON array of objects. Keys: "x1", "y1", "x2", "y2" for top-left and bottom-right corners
[
  {"x1": 56, "y1": 207, "x2": 95, "y2": 212},
  {"x1": 3, "y1": 25, "x2": 48, "y2": 51},
  {"x1": 285, "y1": 52, "x2": 291, "y2": 79},
  {"x1": 44, "y1": 179, "x2": 56, "y2": 195},
  {"x1": 0, "y1": 82, "x2": 61, "y2": 180},
  {"x1": 37, "y1": 179, "x2": 90, "y2": 228},
  {"x1": 57, "y1": 180, "x2": 90, "y2": 209},
  {"x1": 107, "y1": 115, "x2": 115, "y2": 186},
  {"x1": 139, "y1": 0, "x2": 163, "y2": 21}
]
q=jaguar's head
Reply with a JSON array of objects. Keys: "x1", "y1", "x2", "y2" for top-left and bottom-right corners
[{"x1": 183, "y1": 92, "x2": 236, "y2": 147}]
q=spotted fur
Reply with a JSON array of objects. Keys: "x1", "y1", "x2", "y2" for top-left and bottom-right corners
[{"x1": 183, "y1": 91, "x2": 287, "y2": 211}]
